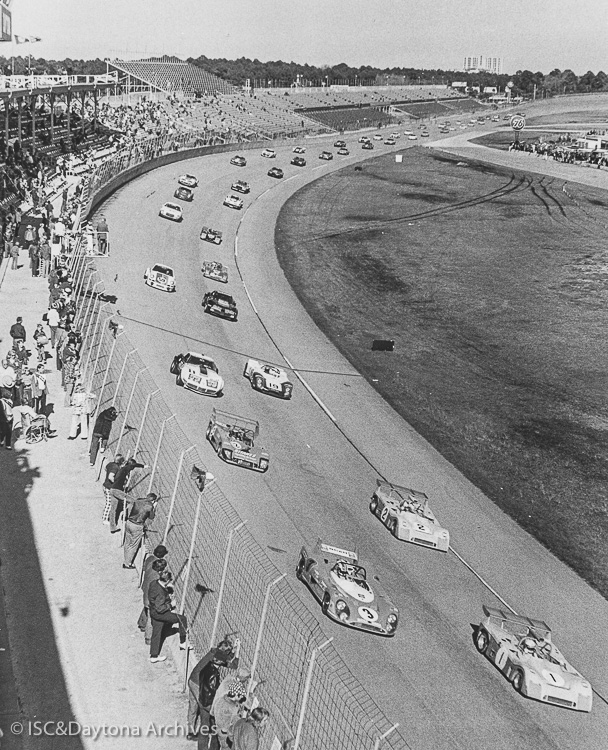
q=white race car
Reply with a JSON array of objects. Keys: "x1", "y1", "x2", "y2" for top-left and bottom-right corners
[
  {"x1": 200, "y1": 226, "x2": 223, "y2": 244},
  {"x1": 243, "y1": 359, "x2": 293, "y2": 399},
  {"x1": 223, "y1": 194, "x2": 243, "y2": 210},
  {"x1": 369, "y1": 480, "x2": 449, "y2": 552},
  {"x1": 144, "y1": 263, "x2": 176, "y2": 292},
  {"x1": 231, "y1": 179, "x2": 250, "y2": 194},
  {"x1": 170, "y1": 352, "x2": 224, "y2": 396},
  {"x1": 159, "y1": 202, "x2": 183, "y2": 221},
  {"x1": 202, "y1": 261, "x2": 228, "y2": 284},
  {"x1": 261, "y1": 148, "x2": 276, "y2": 158},
  {"x1": 293, "y1": 146, "x2": 306, "y2": 154},
  {"x1": 178, "y1": 174, "x2": 198, "y2": 188}
]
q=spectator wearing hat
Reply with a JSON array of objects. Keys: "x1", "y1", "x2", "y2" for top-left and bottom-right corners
[
  {"x1": 9, "y1": 317, "x2": 26, "y2": 343},
  {"x1": 39, "y1": 239, "x2": 51, "y2": 278},
  {"x1": 89, "y1": 405, "x2": 118, "y2": 465},
  {"x1": 24, "y1": 223, "x2": 36, "y2": 245},
  {"x1": 122, "y1": 492, "x2": 158, "y2": 569},
  {"x1": 187, "y1": 640, "x2": 238, "y2": 741},
  {"x1": 148, "y1": 570, "x2": 189, "y2": 662},
  {"x1": 231, "y1": 707, "x2": 270, "y2": 750},
  {"x1": 33, "y1": 323, "x2": 48, "y2": 364}
]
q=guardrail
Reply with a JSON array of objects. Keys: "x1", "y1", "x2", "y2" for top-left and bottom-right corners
[{"x1": 68, "y1": 139, "x2": 410, "y2": 750}]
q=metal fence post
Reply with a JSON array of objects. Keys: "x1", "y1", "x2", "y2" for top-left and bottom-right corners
[
  {"x1": 209, "y1": 521, "x2": 247, "y2": 649},
  {"x1": 248, "y1": 573, "x2": 286, "y2": 698},
  {"x1": 88, "y1": 311, "x2": 115, "y2": 392},
  {"x1": 114, "y1": 366, "x2": 148, "y2": 457},
  {"x1": 179, "y1": 479, "x2": 214, "y2": 614},
  {"x1": 133, "y1": 389, "x2": 159, "y2": 458},
  {"x1": 293, "y1": 638, "x2": 333, "y2": 750},
  {"x1": 111, "y1": 348, "x2": 137, "y2": 407},
  {"x1": 82, "y1": 296, "x2": 107, "y2": 382},
  {"x1": 81, "y1": 280, "x2": 103, "y2": 343},
  {"x1": 89, "y1": 330, "x2": 123, "y2": 431},
  {"x1": 147, "y1": 414, "x2": 176, "y2": 494},
  {"x1": 162, "y1": 445, "x2": 195, "y2": 544},
  {"x1": 373, "y1": 724, "x2": 400, "y2": 750},
  {"x1": 75, "y1": 269, "x2": 94, "y2": 325},
  {"x1": 74, "y1": 259, "x2": 92, "y2": 308}
]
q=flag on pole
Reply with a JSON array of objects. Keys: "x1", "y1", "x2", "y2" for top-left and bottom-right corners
[{"x1": 14, "y1": 35, "x2": 41, "y2": 44}]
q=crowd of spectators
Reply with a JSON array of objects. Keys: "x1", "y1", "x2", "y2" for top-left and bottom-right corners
[{"x1": 509, "y1": 134, "x2": 608, "y2": 168}]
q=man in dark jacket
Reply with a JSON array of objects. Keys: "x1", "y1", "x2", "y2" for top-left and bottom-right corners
[
  {"x1": 102, "y1": 454, "x2": 124, "y2": 524},
  {"x1": 187, "y1": 639, "x2": 237, "y2": 741},
  {"x1": 109, "y1": 457, "x2": 148, "y2": 533},
  {"x1": 122, "y1": 492, "x2": 158, "y2": 568},
  {"x1": 148, "y1": 570, "x2": 188, "y2": 662},
  {"x1": 89, "y1": 406, "x2": 118, "y2": 465},
  {"x1": 9, "y1": 317, "x2": 26, "y2": 343}
]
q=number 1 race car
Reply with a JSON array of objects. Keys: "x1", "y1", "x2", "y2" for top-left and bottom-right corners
[
  {"x1": 201, "y1": 261, "x2": 228, "y2": 284},
  {"x1": 475, "y1": 606, "x2": 593, "y2": 712},
  {"x1": 243, "y1": 359, "x2": 293, "y2": 399},
  {"x1": 206, "y1": 408, "x2": 269, "y2": 472},
  {"x1": 369, "y1": 480, "x2": 449, "y2": 552},
  {"x1": 144, "y1": 263, "x2": 176, "y2": 292},
  {"x1": 202, "y1": 290, "x2": 238, "y2": 321},
  {"x1": 200, "y1": 226, "x2": 223, "y2": 244},
  {"x1": 178, "y1": 173, "x2": 198, "y2": 188},
  {"x1": 159, "y1": 202, "x2": 183, "y2": 221},
  {"x1": 297, "y1": 542, "x2": 399, "y2": 636},
  {"x1": 170, "y1": 352, "x2": 224, "y2": 396}
]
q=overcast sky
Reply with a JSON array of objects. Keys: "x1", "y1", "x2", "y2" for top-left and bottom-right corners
[{"x1": 8, "y1": 0, "x2": 608, "y2": 74}]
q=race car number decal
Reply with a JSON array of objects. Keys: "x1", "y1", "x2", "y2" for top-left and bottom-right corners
[
  {"x1": 542, "y1": 670, "x2": 565, "y2": 687},
  {"x1": 380, "y1": 507, "x2": 389, "y2": 522},
  {"x1": 358, "y1": 606, "x2": 378, "y2": 623},
  {"x1": 415, "y1": 522, "x2": 428, "y2": 532}
]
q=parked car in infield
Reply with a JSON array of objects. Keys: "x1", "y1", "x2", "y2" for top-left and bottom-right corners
[
  {"x1": 243, "y1": 359, "x2": 293, "y2": 399},
  {"x1": 362, "y1": 142, "x2": 374, "y2": 150},
  {"x1": 230, "y1": 155, "x2": 247, "y2": 166},
  {"x1": 201, "y1": 261, "x2": 228, "y2": 284},
  {"x1": 293, "y1": 146, "x2": 306, "y2": 154},
  {"x1": 296, "y1": 541, "x2": 399, "y2": 636},
  {"x1": 261, "y1": 148, "x2": 276, "y2": 158},
  {"x1": 206, "y1": 408, "x2": 269, "y2": 472},
  {"x1": 267, "y1": 166, "x2": 284, "y2": 179},
  {"x1": 174, "y1": 185, "x2": 194, "y2": 202},
  {"x1": 178, "y1": 173, "x2": 198, "y2": 188},
  {"x1": 170, "y1": 352, "x2": 224, "y2": 396},
  {"x1": 159, "y1": 202, "x2": 183, "y2": 221},
  {"x1": 223, "y1": 194, "x2": 243, "y2": 210},
  {"x1": 144, "y1": 263, "x2": 176, "y2": 292},
  {"x1": 319, "y1": 150, "x2": 333, "y2": 160},
  {"x1": 202, "y1": 290, "x2": 238, "y2": 320},
  {"x1": 231, "y1": 179, "x2": 250, "y2": 194},
  {"x1": 475, "y1": 606, "x2": 593, "y2": 712},
  {"x1": 369, "y1": 480, "x2": 449, "y2": 552},
  {"x1": 200, "y1": 226, "x2": 223, "y2": 244},
  {"x1": 291, "y1": 156, "x2": 306, "y2": 167}
]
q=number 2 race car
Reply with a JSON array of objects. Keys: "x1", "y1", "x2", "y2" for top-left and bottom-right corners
[
  {"x1": 144, "y1": 263, "x2": 176, "y2": 292},
  {"x1": 475, "y1": 606, "x2": 593, "y2": 712},
  {"x1": 170, "y1": 352, "x2": 224, "y2": 396},
  {"x1": 369, "y1": 480, "x2": 449, "y2": 552},
  {"x1": 201, "y1": 261, "x2": 228, "y2": 284},
  {"x1": 243, "y1": 359, "x2": 293, "y2": 399},
  {"x1": 206, "y1": 408, "x2": 269, "y2": 472},
  {"x1": 297, "y1": 542, "x2": 399, "y2": 636}
]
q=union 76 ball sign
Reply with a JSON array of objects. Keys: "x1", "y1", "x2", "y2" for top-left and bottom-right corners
[{"x1": 510, "y1": 115, "x2": 526, "y2": 131}]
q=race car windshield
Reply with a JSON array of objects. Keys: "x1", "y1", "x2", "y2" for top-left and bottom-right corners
[
  {"x1": 264, "y1": 367, "x2": 281, "y2": 378},
  {"x1": 333, "y1": 562, "x2": 367, "y2": 581},
  {"x1": 153, "y1": 266, "x2": 172, "y2": 275}
]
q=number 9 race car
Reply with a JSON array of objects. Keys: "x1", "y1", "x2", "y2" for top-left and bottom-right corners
[
  {"x1": 296, "y1": 541, "x2": 399, "y2": 636},
  {"x1": 243, "y1": 359, "x2": 293, "y2": 399},
  {"x1": 206, "y1": 408, "x2": 269, "y2": 472},
  {"x1": 170, "y1": 352, "x2": 224, "y2": 396},
  {"x1": 144, "y1": 263, "x2": 176, "y2": 292},
  {"x1": 369, "y1": 480, "x2": 449, "y2": 552},
  {"x1": 475, "y1": 606, "x2": 593, "y2": 712}
]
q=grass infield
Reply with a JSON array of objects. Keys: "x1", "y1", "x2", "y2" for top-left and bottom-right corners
[{"x1": 276, "y1": 146, "x2": 608, "y2": 599}]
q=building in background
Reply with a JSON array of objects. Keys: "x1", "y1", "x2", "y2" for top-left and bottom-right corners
[{"x1": 463, "y1": 55, "x2": 502, "y2": 74}]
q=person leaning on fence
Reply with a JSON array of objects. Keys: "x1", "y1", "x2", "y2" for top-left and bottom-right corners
[
  {"x1": 148, "y1": 570, "x2": 189, "y2": 663},
  {"x1": 102, "y1": 454, "x2": 124, "y2": 524},
  {"x1": 231, "y1": 707, "x2": 270, "y2": 750},
  {"x1": 122, "y1": 492, "x2": 158, "y2": 569},
  {"x1": 89, "y1": 405, "x2": 118, "y2": 466},
  {"x1": 108, "y1": 457, "x2": 148, "y2": 533},
  {"x1": 210, "y1": 680, "x2": 247, "y2": 750},
  {"x1": 138, "y1": 557, "x2": 167, "y2": 645}
]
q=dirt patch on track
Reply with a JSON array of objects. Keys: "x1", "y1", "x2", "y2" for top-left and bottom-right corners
[{"x1": 276, "y1": 147, "x2": 608, "y2": 598}]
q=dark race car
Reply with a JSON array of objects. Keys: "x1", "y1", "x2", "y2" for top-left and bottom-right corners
[
  {"x1": 174, "y1": 186, "x2": 194, "y2": 202},
  {"x1": 291, "y1": 156, "x2": 306, "y2": 167},
  {"x1": 200, "y1": 226, "x2": 223, "y2": 244},
  {"x1": 268, "y1": 167, "x2": 284, "y2": 179},
  {"x1": 230, "y1": 155, "x2": 247, "y2": 167},
  {"x1": 202, "y1": 290, "x2": 238, "y2": 321},
  {"x1": 231, "y1": 179, "x2": 250, "y2": 194}
]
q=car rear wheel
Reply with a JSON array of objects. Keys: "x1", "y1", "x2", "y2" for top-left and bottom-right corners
[
  {"x1": 253, "y1": 374, "x2": 264, "y2": 391},
  {"x1": 176, "y1": 373, "x2": 183, "y2": 386},
  {"x1": 170, "y1": 360, "x2": 177, "y2": 374},
  {"x1": 512, "y1": 670, "x2": 524, "y2": 693},
  {"x1": 475, "y1": 629, "x2": 489, "y2": 654},
  {"x1": 296, "y1": 556, "x2": 306, "y2": 581},
  {"x1": 222, "y1": 449, "x2": 233, "y2": 463},
  {"x1": 259, "y1": 460, "x2": 269, "y2": 473},
  {"x1": 390, "y1": 518, "x2": 398, "y2": 535},
  {"x1": 321, "y1": 592, "x2": 331, "y2": 614},
  {"x1": 369, "y1": 498, "x2": 378, "y2": 514}
]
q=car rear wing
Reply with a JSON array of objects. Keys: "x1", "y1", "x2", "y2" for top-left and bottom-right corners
[
  {"x1": 210, "y1": 408, "x2": 259, "y2": 436},
  {"x1": 376, "y1": 479, "x2": 429, "y2": 507},
  {"x1": 314, "y1": 540, "x2": 358, "y2": 561},
  {"x1": 482, "y1": 605, "x2": 552, "y2": 639}
]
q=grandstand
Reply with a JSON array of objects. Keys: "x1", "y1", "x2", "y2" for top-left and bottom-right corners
[{"x1": 305, "y1": 107, "x2": 394, "y2": 132}]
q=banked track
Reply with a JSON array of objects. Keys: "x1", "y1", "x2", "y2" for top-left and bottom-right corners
[{"x1": 93, "y1": 131, "x2": 608, "y2": 750}]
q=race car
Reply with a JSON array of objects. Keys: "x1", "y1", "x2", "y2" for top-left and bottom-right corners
[
  {"x1": 319, "y1": 151, "x2": 333, "y2": 160},
  {"x1": 200, "y1": 226, "x2": 223, "y2": 244},
  {"x1": 475, "y1": 606, "x2": 593, "y2": 712},
  {"x1": 390, "y1": 132, "x2": 401, "y2": 139},
  {"x1": 296, "y1": 541, "x2": 399, "y2": 637},
  {"x1": 337, "y1": 148, "x2": 349, "y2": 156},
  {"x1": 159, "y1": 202, "x2": 183, "y2": 221},
  {"x1": 231, "y1": 179, "x2": 250, "y2": 194},
  {"x1": 202, "y1": 290, "x2": 238, "y2": 321},
  {"x1": 243, "y1": 359, "x2": 293, "y2": 399},
  {"x1": 293, "y1": 146, "x2": 306, "y2": 154},
  {"x1": 170, "y1": 352, "x2": 224, "y2": 396},
  {"x1": 358, "y1": 136, "x2": 371, "y2": 143},
  {"x1": 369, "y1": 480, "x2": 449, "y2": 552},
  {"x1": 261, "y1": 148, "x2": 276, "y2": 158},
  {"x1": 174, "y1": 185, "x2": 194, "y2": 202},
  {"x1": 291, "y1": 156, "x2": 306, "y2": 167},
  {"x1": 206, "y1": 408, "x2": 269, "y2": 472},
  {"x1": 144, "y1": 263, "x2": 176, "y2": 292},
  {"x1": 420, "y1": 131, "x2": 430, "y2": 138},
  {"x1": 230, "y1": 155, "x2": 247, "y2": 166},
  {"x1": 201, "y1": 261, "x2": 228, "y2": 284},
  {"x1": 267, "y1": 167, "x2": 284, "y2": 179},
  {"x1": 333, "y1": 140, "x2": 346, "y2": 148},
  {"x1": 223, "y1": 194, "x2": 243, "y2": 210},
  {"x1": 407, "y1": 134, "x2": 418, "y2": 141},
  {"x1": 384, "y1": 138, "x2": 396, "y2": 145},
  {"x1": 362, "y1": 142, "x2": 374, "y2": 150},
  {"x1": 178, "y1": 174, "x2": 198, "y2": 188},
  {"x1": 373, "y1": 134, "x2": 383, "y2": 141}
]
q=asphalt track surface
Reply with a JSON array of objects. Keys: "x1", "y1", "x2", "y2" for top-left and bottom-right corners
[{"x1": 92, "y1": 131, "x2": 608, "y2": 750}]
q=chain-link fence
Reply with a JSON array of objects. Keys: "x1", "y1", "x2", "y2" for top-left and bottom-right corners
[{"x1": 67, "y1": 144, "x2": 411, "y2": 750}]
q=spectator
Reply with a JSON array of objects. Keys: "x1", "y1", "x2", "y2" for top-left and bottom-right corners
[
  {"x1": 109, "y1": 456, "x2": 148, "y2": 533},
  {"x1": 122, "y1": 492, "x2": 158, "y2": 569},
  {"x1": 45, "y1": 305, "x2": 60, "y2": 348},
  {"x1": 53, "y1": 216, "x2": 66, "y2": 248},
  {"x1": 24, "y1": 223, "x2": 36, "y2": 244},
  {"x1": 28, "y1": 240, "x2": 39, "y2": 277},
  {"x1": 96, "y1": 215, "x2": 109, "y2": 254},
  {"x1": 33, "y1": 323, "x2": 48, "y2": 363},
  {"x1": 89, "y1": 405, "x2": 118, "y2": 465},
  {"x1": 187, "y1": 640, "x2": 237, "y2": 740},
  {"x1": 139, "y1": 557, "x2": 167, "y2": 644},
  {"x1": 10, "y1": 241, "x2": 19, "y2": 269},
  {"x1": 148, "y1": 570, "x2": 189, "y2": 663},
  {"x1": 61, "y1": 349, "x2": 79, "y2": 406},
  {"x1": 20, "y1": 367, "x2": 34, "y2": 408},
  {"x1": 68, "y1": 382, "x2": 95, "y2": 440},
  {"x1": 0, "y1": 391, "x2": 13, "y2": 449},
  {"x1": 39, "y1": 239, "x2": 51, "y2": 277},
  {"x1": 138, "y1": 545, "x2": 169, "y2": 637},
  {"x1": 31, "y1": 363, "x2": 48, "y2": 414},
  {"x1": 231, "y1": 707, "x2": 270, "y2": 750},
  {"x1": 102, "y1": 454, "x2": 124, "y2": 524},
  {"x1": 9, "y1": 317, "x2": 26, "y2": 343},
  {"x1": 211, "y1": 681, "x2": 247, "y2": 750}
]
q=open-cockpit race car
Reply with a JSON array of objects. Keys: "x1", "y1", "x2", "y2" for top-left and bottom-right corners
[
  {"x1": 231, "y1": 179, "x2": 250, "y2": 194},
  {"x1": 369, "y1": 480, "x2": 449, "y2": 552},
  {"x1": 202, "y1": 261, "x2": 228, "y2": 284},
  {"x1": 296, "y1": 542, "x2": 399, "y2": 636},
  {"x1": 206, "y1": 408, "x2": 269, "y2": 472},
  {"x1": 178, "y1": 173, "x2": 198, "y2": 188},
  {"x1": 223, "y1": 194, "x2": 244, "y2": 210},
  {"x1": 200, "y1": 226, "x2": 223, "y2": 244},
  {"x1": 159, "y1": 202, "x2": 183, "y2": 221},
  {"x1": 170, "y1": 352, "x2": 223, "y2": 396},
  {"x1": 202, "y1": 290, "x2": 238, "y2": 321},
  {"x1": 475, "y1": 606, "x2": 592, "y2": 712},
  {"x1": 243, "y1": 359, "x2": 293, "y2": 399},
  {"x1": 174, "y1": 185, "x2": 194, "y2": 202},
  {"x1": 144, "y1": 263, "x2": 176, "y2": 292}
]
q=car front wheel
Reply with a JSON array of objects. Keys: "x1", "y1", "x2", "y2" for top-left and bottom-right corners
[
  {"x1": 475, "y1": 629, "x2": 489, "y2": 655},
  {"x1": 512, "y1": 670, "x2": 524, "y2": 693},
  {"x1": 369, "y1": 498, "x2": 378, "y2": 514},
  {"x1": 296, "y1": 556, "x2": 306, "y2": 581},
  {"x1": 253, "y1": 374, "x2": 264, "y2": 391},
  {"x1": 321, "y1": 592, "x2": 331, "y2": 614}
]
